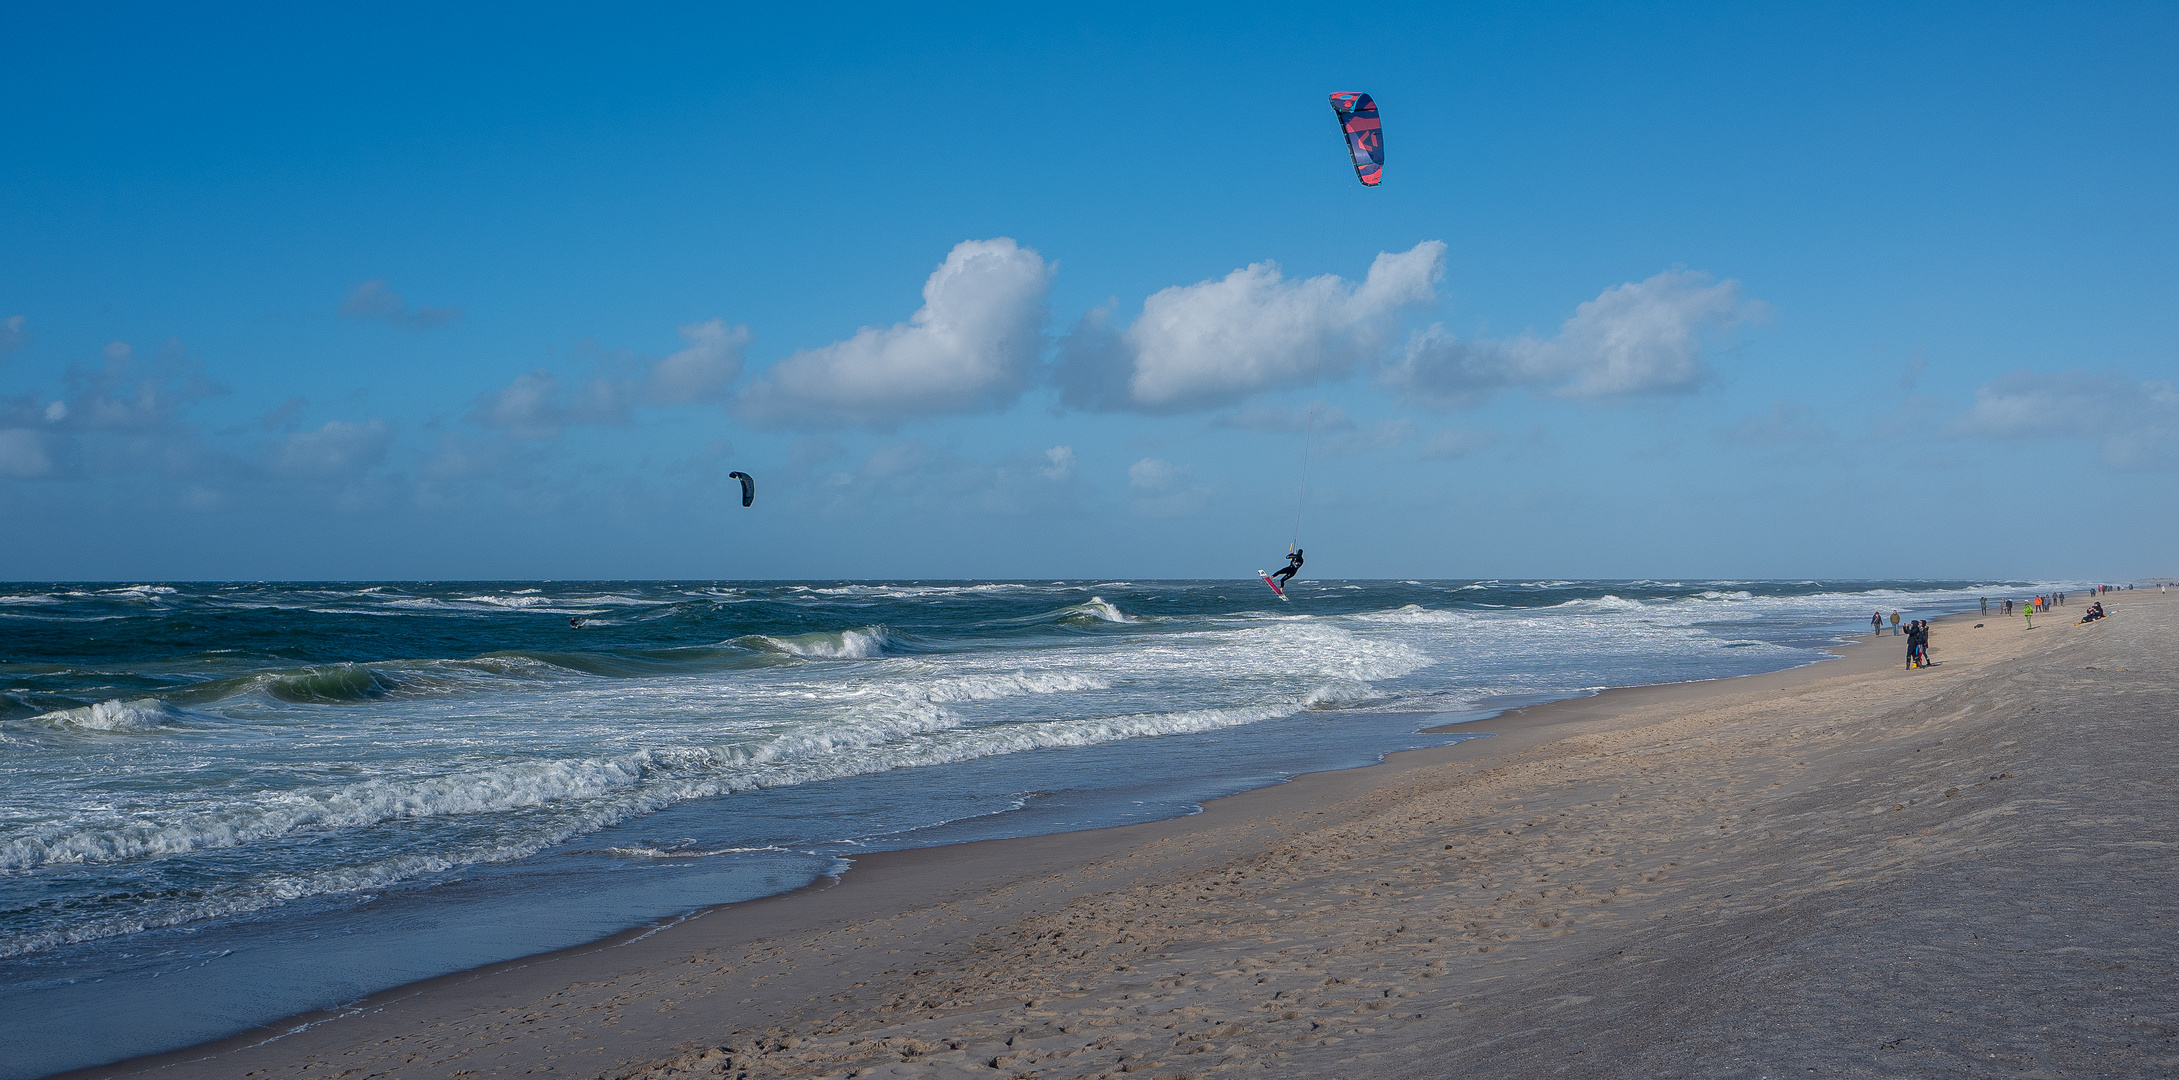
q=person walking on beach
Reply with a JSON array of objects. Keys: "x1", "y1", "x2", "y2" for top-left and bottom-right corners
[
  {"x1": 1872, "y1": 611, "x2": 1883, "y2": 635},
  {"x1": 1890, "y1": 610, "x2": 1901, "y2": 635},
  {"x1": 1981, "y1": 596, "x2": 1988, "y2": 616},
  {"x1": 2024, "y1": 604, "x2": 2034, "y2": 629}
]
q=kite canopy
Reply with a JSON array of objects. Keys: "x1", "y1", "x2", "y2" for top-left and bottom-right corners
[
  {"x1": 1328, "y1": 92, "x2": 1382, "y2": 186},
  {"x1": 728, "y1": 471, "x2": 754, "y2": 507}
]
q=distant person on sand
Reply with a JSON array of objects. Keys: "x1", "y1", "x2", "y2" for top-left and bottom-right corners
[
  {"x1": 1890, "y1": 610, "x2": 1901, "y2": 635},
  {"x1": 2024, "y1": 605, "x2": 2034, "y2": 629},
  {"x1": 1907, "y1": 620, "x2": 1929, "y2": 668},
  {"x1": 1272, "y1": 549, "x2": 1304, "y2": 589},
  {"x1": 1872, "y1": 611, "x2": 1883, "y2": 635}
]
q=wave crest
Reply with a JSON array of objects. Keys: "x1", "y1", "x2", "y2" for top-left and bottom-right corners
[
  {"x1": 267, "y1": 664, "x2": 401, "y2": 703},
  {"x1": 30, "y1": 697, "x2": 191, "y2": 732},
  {"x1": 737, "y1": 626, "x2": 894, "y2": 659}
]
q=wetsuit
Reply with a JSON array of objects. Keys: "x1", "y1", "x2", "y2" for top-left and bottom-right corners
[{"x1": 1272, "y1": 550, "x2": 1304, "y2": 587}]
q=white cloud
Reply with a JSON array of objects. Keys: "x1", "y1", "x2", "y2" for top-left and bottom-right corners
[
  {"x1": 470, "y1": 320, "x2": 750, "y2": 437},
  {"x1": 738, "y1": 238, "x2": 1054, "y2": 427},
  {"x1": 340, "y1": 280, "x2": 463, "y2": 330},
  {"x1": 1128, "y1": 456, "x2": 1211, "y2": 516},
  {"x1": 0, "y1": 338, "x2": 225, "y2": 484},
  {"x1": 270, "y1": 419, "x2": 394, "y2": 477},
  {"x1": 1070, "y1": 242, "x2": 1443, "y2": 412},
  {"x1": 470, "y1": 369, "x2": 629, "y2": 438},
  {"x1": 1041, "y1": 445, "x2": 1076, "y2": 480},
  {"x1": 50, "y1": 340, "x2": 225, "y2": 433},
  {"x1": 0, "y1": 315, "x2": 26, "y2": 356},
  {"x1": 420, "y1": 433, "x2": 513, "y2": 483},
  {"x1": 645, "y1": 319, "x2": 751, "y2": 405},
  {"x1": 1947, "y1": 368, "x2": 2179, "y2": 470},
  {"x1": 1389, "y1": 270, "x2": 1761, "y2": 407}
]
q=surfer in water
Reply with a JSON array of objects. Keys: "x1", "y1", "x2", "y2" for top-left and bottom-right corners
[{"x1": 1272, "y1": 549, "x2": 1304, "y2": 589}]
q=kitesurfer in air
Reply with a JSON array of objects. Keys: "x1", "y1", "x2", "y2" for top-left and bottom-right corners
[{"x1": 1272, "y1": 548, "x2": 1304, "y2": 589}]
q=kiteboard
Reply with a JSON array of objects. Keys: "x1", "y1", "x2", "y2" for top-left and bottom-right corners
[{"x1": 1258, "y1": 572, "x2": 1288, "y2": 601}]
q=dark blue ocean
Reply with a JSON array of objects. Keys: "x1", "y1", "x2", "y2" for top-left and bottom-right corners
[{"x1": 0, "y1": 578, "x2": 2042, "y2": 1077}]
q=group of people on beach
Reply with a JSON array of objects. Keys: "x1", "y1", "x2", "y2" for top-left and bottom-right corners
[
  {"x1": 1867, "y1": 610, "x2": 1936, "y2": 668},
  {"x1": 1905, "y1": 618, "x2": 1934, "y2": 668},
  {"x1": 1875, "y1": 579, "x2": 2140, "y2": 669}
]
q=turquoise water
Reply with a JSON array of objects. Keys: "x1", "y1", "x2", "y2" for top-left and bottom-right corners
[{"x1": 0, "y1": 578, "x2": 2031, "y2": 1077}]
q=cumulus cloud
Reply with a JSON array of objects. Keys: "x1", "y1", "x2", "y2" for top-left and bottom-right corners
[
  {"x1": 339, "y1": 280, "x2": 463, "y2": 330},
  {"x1": 1388, "y1": 270, "x2": 1762, "y2": 407},
  {"x1": 51, "y1": 340, "x2": 226, "y2": 434},
  {"x1": 1041, "y1": 445, "x2": 1076, "y2": 480},
  {"x1": 1128, "y1": 456, "x2": 1212, "y2": 516},
  {"x1": 738, "y1": 239, "x2": 1054, "y2": 428},
  {"x1": 1061, "y1": 242, "x2": 1444, "y2": 412},
  {"x1": 470, "y1": 369, "x2": 628, "y2": 438},
  {"x1": 644, "y1": 319, "x2": 751, "y2": 405},
  {"x1": 469, "y1": 319, "x2": 752, "y2": 438},
  {"x1": 0, "y1": 338, "x2": 229, "y2": 485},
  {"x1": 1947, "y1": 368, "x2": 2179, "y2": 470},
  {"x1": 269, "y1": 419, "x2": 394, "y2": 478},
  {"x1": 0, "y1": 315, "x2": 26, "y2": 356}
]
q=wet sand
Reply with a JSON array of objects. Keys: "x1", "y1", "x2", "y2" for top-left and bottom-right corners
[{"x1": 62, "y1": 592, "x2": 2177, "y2": 1079}]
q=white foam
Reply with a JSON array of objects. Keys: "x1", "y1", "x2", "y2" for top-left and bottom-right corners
[
  {"x1": 30, "y1": 698, "x2": 188, "y2": 732},
  {"x1": 742, "y1": 626, "x2": 893, "y2": 658},
  {"x1": 3, "y1": 578, "x2": 2032, "y2": 962},
  {"x1": 604, "y1": 844, "x2": 790, "y2": 859},
  {"x1": 1072, "y1": 597, "x2": 1135, "y2": 623}
]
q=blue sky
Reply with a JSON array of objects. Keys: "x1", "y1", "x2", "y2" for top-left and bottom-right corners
[{"x1": 3, "y1": 2, "x2": 2174, "y2": 580}]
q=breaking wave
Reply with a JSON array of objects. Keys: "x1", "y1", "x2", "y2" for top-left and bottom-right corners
[
  {"x1": 29, "y1": 698, "x2": 194, "y2": 732},
  {"x1": 738, "y1": 626, "x2": 896, "y2": 659}
]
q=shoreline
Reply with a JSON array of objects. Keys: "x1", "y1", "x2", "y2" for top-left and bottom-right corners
[{"x1": 44, "y1": 602, "x2": 2001, "y2": 1080}]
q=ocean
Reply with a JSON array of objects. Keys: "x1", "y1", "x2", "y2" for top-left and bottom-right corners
[{"x1": 0, "y1": 578, "x2": 2036, "y2": 1077}]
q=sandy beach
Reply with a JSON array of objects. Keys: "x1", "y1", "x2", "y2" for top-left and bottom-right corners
[{"x1": 64, "y1": 590, "x2": 2176, "y2": 1080}]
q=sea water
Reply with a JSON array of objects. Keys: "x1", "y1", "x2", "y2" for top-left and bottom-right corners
[{"x1": 0, "y1": 578, "x2": 2036, "y2": 1077}]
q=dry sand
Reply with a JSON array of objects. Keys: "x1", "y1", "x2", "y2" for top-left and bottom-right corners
[{"x1": 68, "y1": 591, "x2": 2177, "y2": 1079}]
